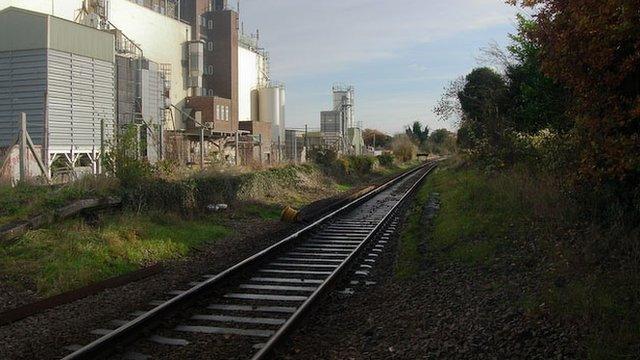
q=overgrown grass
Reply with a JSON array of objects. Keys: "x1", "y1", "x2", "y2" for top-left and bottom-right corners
[
  {"x1": 423, "y1": 164, "x2": 531, "y2": 264},
  {"x1": 0, "y1": 212, "x2": 230, "y2": 296},
  {"x1": 335, "y1": 183, "x2": 353, "y2": 192},
  {"x1": 240, "y1": 203, "x2": 282, "y2": 220},
  {"x1": 416, "y1": 158, "x2": 640, "y2": 358},
  {"x1": 0, "y1": 176, "x2": 119, "y2": 226},
  {"x1": 395, "y1": 181, "x2": 431, "y2": 278}
]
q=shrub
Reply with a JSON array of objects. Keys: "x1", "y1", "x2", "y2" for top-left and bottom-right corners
[
  {"x1": 346, "y1": 156, "x2": 376, "y2": 175},
  {"x1": 309, "y1": 148, "x2": 338, "y2": 167},
  {"x1": 377, "y1": 153, "x2": 395, "y2": 167},
  {"x1": 392, "y1": 134, "x2": 417, "y2": 162},
  {"x1": 103, "y1": 125, "x2": 153, "y2": 187}
]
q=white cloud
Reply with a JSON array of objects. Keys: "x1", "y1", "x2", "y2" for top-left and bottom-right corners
[
  {"x1": 240, "y1": 0, "x2": 518, "y2": 78},
  {"x1": 238, "y1": 0, "x2": 520, "y2": 134}
]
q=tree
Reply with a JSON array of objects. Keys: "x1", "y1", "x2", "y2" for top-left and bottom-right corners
[
  {"x1": 457, "y1": 67, "x2": 509, "y2": 150},
  {"x1": 429, "y1": 128, "x2": 451, "y2": 145},
  {"x1": 510, "y1": 0, "x2": 640, "y2": 217},
  {"x1": 405, "y1": 121, "x2": 429, "y2": 146},
  {"x1": 434, "y1": 76, "x2": 466, "y2": 124},
  {"x1": 504, "y1": 14, "x2": 570, "y2": 134}
]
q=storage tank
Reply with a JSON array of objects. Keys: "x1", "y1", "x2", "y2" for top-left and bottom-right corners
[
  {"x1": 251, "y1": 89, "x2": 260, "y2": 122},
  {"x1": 258, "y1": 86, "x2": 281, "y2": 142}
]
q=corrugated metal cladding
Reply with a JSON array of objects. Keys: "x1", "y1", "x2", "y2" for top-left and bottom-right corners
[
  {"x1": 137, "y1": 59, "x2": 164, "y2": 126},
  {"x1": 116, "y1": 56, "x2": 135, "y2": 126},
  {"x1": 0, "y1": 7, "x2": 116, "y2": 153},
  {"x1": 0, "y1": 49, "x2": 47, "y2": 147},
  {"x1": 47, "y1": 49, "x2": 115, "y2": 151}
]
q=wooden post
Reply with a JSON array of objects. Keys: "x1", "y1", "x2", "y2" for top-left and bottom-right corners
[
  {"x1": 19, "y1": 113, "x2": 27, "y2": 181},
  {"x1": 277, "y1": 135, "x2": 281, "y2": 163},
  {"x1": 100, "y1": 119, "x2": 105, "y2": 174},
  {"x1": 199, "y1": 127, "x2": 204, "y2": 170},
  {"x1": 293, "y1": 132, "x2": 298, "y2": 164},
  {"x1": 159, "y1": 123, "x2": 164, "y2": 161},
  {"x1": 304, "y1": 124, "x2": 308, "y2": 162},
  {"x1": 258, "y1": 134, "x2": 263, "y2": 164},
  {"x1": 235, "y1": 130, "x2": 239, "y2": 166},
  {"x1": 43, "y1": 91, "x2": 49, "y2": 178}
]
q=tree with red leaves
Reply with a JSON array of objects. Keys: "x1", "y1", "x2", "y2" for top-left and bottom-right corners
[{"x1": 510, "y1": 0, "x2": 640, "y2": 218}]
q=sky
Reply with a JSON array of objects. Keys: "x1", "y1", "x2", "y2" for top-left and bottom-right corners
[{"x1": 239, "y1": 0, "x2": 522, "y2": 135}]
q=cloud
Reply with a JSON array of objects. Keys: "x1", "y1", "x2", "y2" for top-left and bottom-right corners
[
  {"x1": 240, "y1": 0, "x2": 518, "y2": 78},
  {"x1": 238, "y1": 0, "x2": 520, "y2": 134}
]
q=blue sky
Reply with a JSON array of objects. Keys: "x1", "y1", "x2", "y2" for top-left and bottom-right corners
[{"x1": 240, "y1": 0, "x2": 522, "y2": 134}]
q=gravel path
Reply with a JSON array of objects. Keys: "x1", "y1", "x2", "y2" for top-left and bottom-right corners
[{"x1": 275, "y1": 196, "x2": 582, "y2": 359}]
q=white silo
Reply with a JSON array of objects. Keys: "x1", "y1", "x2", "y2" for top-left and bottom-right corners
[{"x1": 258, "y1": 86, "x2": 281, "y2": 141}]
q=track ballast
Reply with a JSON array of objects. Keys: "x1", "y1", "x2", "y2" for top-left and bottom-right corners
[{"x1": 62, "y1": 162, "x2": 437, "y2": 360}]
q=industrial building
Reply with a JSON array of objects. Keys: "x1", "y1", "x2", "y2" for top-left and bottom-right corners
[
  {"x1": 320, "y1": 85, "x2": 364, "y2": 156},
  {"x1": 0, "y1": 0, "x2": 285, "y2": 182}
]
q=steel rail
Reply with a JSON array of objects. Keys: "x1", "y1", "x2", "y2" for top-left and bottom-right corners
[
  {"x1": 251, "y1": 162, "x2": 437, "y2": 359},
  {"x1": 62, "y1": 162, "x2": 434, "y2": 360}
]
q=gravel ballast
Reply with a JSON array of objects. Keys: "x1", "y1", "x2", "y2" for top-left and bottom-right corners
[{"x1": 275, "y1": 194, "x2": 582, "y2": 359}]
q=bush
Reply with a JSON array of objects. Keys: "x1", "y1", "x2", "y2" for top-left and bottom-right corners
[
  {"x1": 309, "y1": 148, "x2": 338, "y2": 167},
  {"x1": 103, "y1": 125, "x2": 153, "y2": 187},
  {"x1": 346, "y1": 156, "x2": 376, "y2": 175},
  {"x1": 377, "y1": 153, "x2": 395, "y2": 167},
  {"x1": 392, "y1": 134, "x2": 417, "y2": 162}
]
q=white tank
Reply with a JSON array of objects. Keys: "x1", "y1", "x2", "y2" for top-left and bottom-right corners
[
  {"x1": 258, "y1": 87, "x2": 281, "y2": 140},
  {"x1": 251, "y1": 89, "x2": 260, "y2": 122}
]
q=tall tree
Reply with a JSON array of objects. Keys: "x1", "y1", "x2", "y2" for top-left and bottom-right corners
[
  {"x1": 405, "y1": 121, "x2": 429, "y2": 145},
  {"x1": 504, "y1": 14, "x2": 570, "y2": 134},
  {"x1": 510, "y1": 0, "x2": 640, "y2": 210},
  {"x1": 457, "y1": 67, "x2": 509, "y2": 150}
]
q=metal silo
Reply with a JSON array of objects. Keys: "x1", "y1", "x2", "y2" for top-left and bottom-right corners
[{"x1": 258, "y1": 86, "x2": 281, "y2": 142}]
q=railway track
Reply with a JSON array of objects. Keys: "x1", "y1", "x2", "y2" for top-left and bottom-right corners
[{"x1": 61, "y1": 162, "x2": 437, "y2": 360}]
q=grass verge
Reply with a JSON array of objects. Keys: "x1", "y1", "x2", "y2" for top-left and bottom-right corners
[
  {"x1": 406, "y1": 158, "x2": 640, "y2": 358},
  {"x1": 395, "y1": 181, "x2": 431, "y2": 278},
  {"x1": 0, "y1": 212, "x2": 230, "y2": 297}
]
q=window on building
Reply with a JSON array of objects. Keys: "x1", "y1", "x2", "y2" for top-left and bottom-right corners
[
  {"x1": 225, "y1": 106, "x2": 230, "y2": 121},
  {"x1": 208, "y1": 89, "x2": 214, "y2": 96},
  {"x1": 208, "y1": 65, "x2": 214, "y2": 75},
  {"x1": 207, "y1": 42, "x2": 213, "y2": 51},
  {"x1": 208, "y1": 20, "x2": 213, "y2": 29},
  {"x1": 201, "y1": 15, "x2": 206, "y2": 27},
  {"x1": 216, "y1": 105, "x2": 221, "y2": 120}
]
